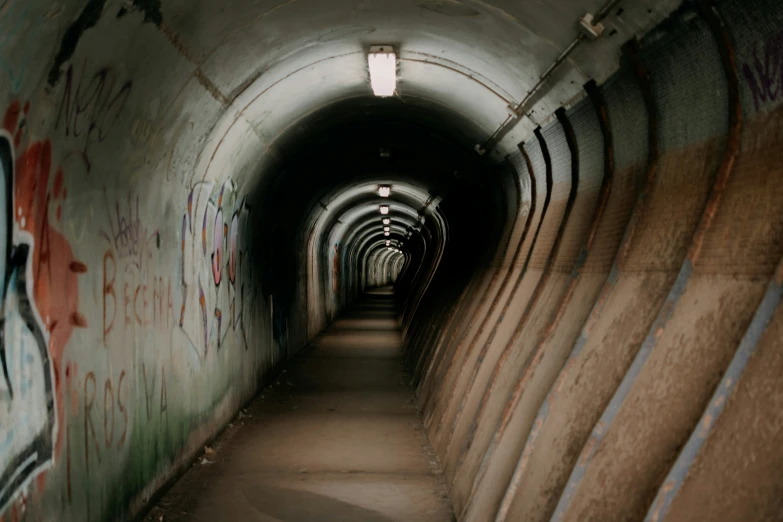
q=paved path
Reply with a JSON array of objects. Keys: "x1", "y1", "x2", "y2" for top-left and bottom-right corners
[{"x1": 150, "y1": 288, "x2": 453, "y2": 522}]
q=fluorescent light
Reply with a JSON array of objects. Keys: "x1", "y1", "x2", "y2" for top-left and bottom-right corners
[
  {"x1": 379, "y1": 185, "x2": 391, "y2": 198},
  {"x1": 380, "y1": 205, "x2": 389, "y2": 215},
  {"x1": 368, "y1": 46, "x2": 397, "y2": 97},
  {"x1": 382, "y1": 218, "x2": 390, "y2": 225}
]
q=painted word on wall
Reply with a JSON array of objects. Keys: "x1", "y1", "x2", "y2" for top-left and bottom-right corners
[
  {"x1": 742, "y1": 27, "x2": 783, "y2": 112},
  {"x1": 56, "y1": 64, "x2": 132, "y2": 173}
]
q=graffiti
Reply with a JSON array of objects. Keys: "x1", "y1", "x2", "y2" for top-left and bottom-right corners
[
  {"x1": 63, "y1": 363, "x2": 130, "y2": 493},
  {"x1": 64, "y1": 362, "x2": 167, "y2": 490},
  {"x1": 229, "y1": 212, "x2": 238, "y2": 284},
  {"x1": 102, "y1": 250, "x2": 174, "y2": 347},
  {"x1": 179, "y1": 180, "x2": 253, "y2": 360},
  {"x1": 743, "y1": 28, "x2": 783, "y2": 111},
  {"x1": 78, "y1": 369, "x2": 130, "y2": 476},
  {"x1": 142, "y1": 363, "x2": 167, "y2": 423},
  {"x1": 103, "y1": 252, "x2": 114, "y2": 345},
  {"x1": 99, "y1": 185, "x2": 172, "y2": 348},
  {"x1": 0, "y1": 102, "x2": 86, "y2": 514},
  {"x1": 56, "y1": 64, "x2": 132, "y2": 172},
  {"x1": 211, "y1": 186, "x2": 224, "y2": 286},
  {"x1": 83, "y1": 373, "x2": 100, "y2": 472},
  {"x1": 101, "y1": 191, "x2": 158, "y2": 271}
]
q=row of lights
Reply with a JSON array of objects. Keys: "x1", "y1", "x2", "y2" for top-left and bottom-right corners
[
  {"x1": 379, "y1": 185, "x2": 392, "y2": 235},
  {"x1": 369, "y1": 46, "x2": 423, "y2": 260},
  {"x1": 379, "y1": 185, "x2": 401, "y2": 253},
  {"x1": 365, "y1": 43, "x2": 414, "y2": 281}
]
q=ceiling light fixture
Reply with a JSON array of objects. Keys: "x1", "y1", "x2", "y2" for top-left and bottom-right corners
[
  {"x1": 382, "y1": 218, "x2": 390, "y2": 225},
  {"x1": 386, "y1": 240, "x2": 391, "y2": 246},
  {"x1": 384, "y1": 227, "x2": 390, "y2": 232},
  {"x1": 384, "y1": 232, "x2": 390, "y2": 236},
  {"x1": 380, "y1": 205, "x2": 389, "y2": 215},
  {"x1": 378, "y1": 185, "x2": 391, "y2": 198},
  {"x1": 368, "y1": 46, "x2": 397, "y2": 97}
]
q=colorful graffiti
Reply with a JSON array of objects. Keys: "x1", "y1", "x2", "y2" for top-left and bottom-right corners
[
  {"x1": 179, "y1": 180, "x2": 253, "y2": 360},
  {"x1": 742, "y1": 27, "x2": 783, "y2": 112},
  {"x1": 0, "y1": 101, "x2": 86, "y2": 514}
]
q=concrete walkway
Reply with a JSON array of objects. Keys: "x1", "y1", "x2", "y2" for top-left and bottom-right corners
[{"x1": 149, "y1": 288, "x2": 453, "y2": 522}]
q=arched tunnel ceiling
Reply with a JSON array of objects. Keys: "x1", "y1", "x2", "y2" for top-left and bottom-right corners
[
  {"x1": 327, "y1": 200, "x2": 431, "y2": 244},
  {"x1": 309, "y1": 179, "x2": 433, "y2": 243},
  {"x1": 174, "y1": 0, "x2": 682, "y2": 173},
  {"x1": 29, "y1": 0, "x2": 684, "y2": 196},
  {"x1": 352, "y1": 220, "x2": 417, "y2": 253},
  {"x1": 327, "y1": 200, "x2": 432, "y2": 274}
]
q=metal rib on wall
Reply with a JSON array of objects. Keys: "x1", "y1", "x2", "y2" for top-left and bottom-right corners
[
  {"x1": 426, "y1": 126, "x2": 557, "y2": 453},
  {"x1": 458, "y1": 78, "x2": 617, "y2": 520},
  {"x1": 494, "y1": 38, "x2": 658, "y2": 522}
]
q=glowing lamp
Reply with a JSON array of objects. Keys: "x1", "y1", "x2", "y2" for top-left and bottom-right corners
[{"x1": 368, "y1": 46, "x2": 397, "y2": 97}]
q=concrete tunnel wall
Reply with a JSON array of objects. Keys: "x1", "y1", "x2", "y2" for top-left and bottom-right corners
[
  {"x1": 407, "y1": 1, "x2": 783, "y2": 521},
  {"x1": 1, "y1": 0, "x2": 783, "y2": 520}
]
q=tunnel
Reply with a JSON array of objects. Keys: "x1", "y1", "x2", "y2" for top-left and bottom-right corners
[{"x1": 1, "y1": 0, "x2": 783, "y2": 520}]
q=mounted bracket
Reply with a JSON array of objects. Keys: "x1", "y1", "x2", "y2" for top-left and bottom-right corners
[{"x1": 579, "y1": 13, "x2": 605, "y2": 40}]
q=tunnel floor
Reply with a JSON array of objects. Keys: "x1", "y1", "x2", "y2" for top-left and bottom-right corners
[{"x1": 147, "y1": 288, "x2": 454, "y2": 522}]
